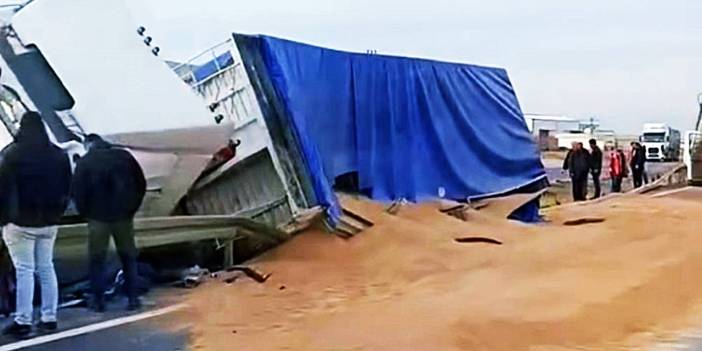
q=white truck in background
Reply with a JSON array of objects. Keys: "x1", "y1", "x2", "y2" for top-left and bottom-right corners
[{"x1": 640, "y1": 123, "x2": 681, "y2": 162}]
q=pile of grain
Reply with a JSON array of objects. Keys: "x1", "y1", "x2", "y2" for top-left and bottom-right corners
[{"x1": 186, "y1": 194, "x2": 702, "y2": 350}]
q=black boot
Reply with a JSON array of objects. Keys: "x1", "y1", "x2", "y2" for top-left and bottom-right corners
[
  {"x1": 91, "y1": 295, "x2": 106, "y2": 313},
  {"x1": 2, "y1": 322, "x2": 31, "y2": 338},
  {"x1": 127, "y1": 297, "x2": 142, "y2": 311},
  {"x1": 37, "y1": 321, "x2": 58, "y2": 332}
]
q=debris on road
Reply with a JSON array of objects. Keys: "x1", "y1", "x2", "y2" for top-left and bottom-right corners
[
  {"x1": 454, "y1": 237, "x2": 503, "y2": 245},
  {"x1": 563, "y1": 218, "x2": 607, "y2": 226}
]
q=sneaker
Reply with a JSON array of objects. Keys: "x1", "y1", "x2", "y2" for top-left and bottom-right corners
[
  {"x1": 127, "y1": 298, "x2": 142, "y2": 311},
  {"x1": 2, "y1": 322, "x2": 31, "y2": 338},
  {"x1": 37, "y1": 321, "x2": 58, "y2": 332}
]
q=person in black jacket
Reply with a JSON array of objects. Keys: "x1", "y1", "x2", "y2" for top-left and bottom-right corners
[
  {"x1": 0, "y1": 112, "x2": 71, "y2": 337},
  {"x1": 589, "y1": 139, "x2": 603, "y2": 199},
  {"x1": 563, "y1": 142, "x2": 591, "y2": 201},
  {"x1": 630, "y1": 142, "x2": 647, "y2": 188},
  {"x1": 72, "y1": 134, "x2": 146, "y2": 312}
]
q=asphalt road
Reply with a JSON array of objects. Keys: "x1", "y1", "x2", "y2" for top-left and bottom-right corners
[
  {"x1": 0, "y1": 294, "x2": 190, "y2": 351},
  {"x1": 645, "y1": 161, "x2": 682, "y2": 180},
  {"x1": 22, "y1": 317, "x2": 188, "y2": 351}
]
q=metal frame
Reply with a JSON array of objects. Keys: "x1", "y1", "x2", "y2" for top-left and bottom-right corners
[
  {"x1": 171, "y1": 39, "x2": 235, "y2": 85},
  {"x1": 171, "y1": 39, "x2": 304, "y2": 217}
]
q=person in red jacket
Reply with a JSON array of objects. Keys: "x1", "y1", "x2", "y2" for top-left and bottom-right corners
[{"x1": 609, "y1": 149, "x2": 627, "y2": 193}]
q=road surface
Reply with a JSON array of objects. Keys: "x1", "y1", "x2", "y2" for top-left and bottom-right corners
[
  {"x1": 545, "y1": 161, "x2": 680, "y2": 183},
  {"x1": 0, "y1": 294, "x2": 190, "y2": 351}
]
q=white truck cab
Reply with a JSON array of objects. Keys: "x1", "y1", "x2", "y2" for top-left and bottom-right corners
[{"x1": 640, "y1": 123, "x2": 681, "y2": 162}]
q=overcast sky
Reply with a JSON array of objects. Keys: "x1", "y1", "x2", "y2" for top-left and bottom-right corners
[{"x1": 59, "y1": 1, "x2": 702, "y2": 133}]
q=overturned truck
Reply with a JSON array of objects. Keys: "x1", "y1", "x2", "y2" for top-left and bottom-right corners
[
  {"x1": 0, "y1": 0, "x2": 546, "y2": 310},
  {"x1": 0, "y1": 0, "x2": 320, "y2": 310}
]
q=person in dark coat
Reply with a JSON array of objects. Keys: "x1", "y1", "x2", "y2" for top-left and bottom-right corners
[
  {"x1": 0, "y1": 112, "x2": 71, "y2": 337},
  {"x1": 563, "y1": 142, "x2": 591, "y2": 201},
  {"x1": 589, "y1": 139, "x2": 603, "y2": 199},
  {"x1": 630, "y1": 142, "x2": 647, "y2": 188},
  {"x1": 72, "y1": 134, "x2": 146, "y2": 312}
]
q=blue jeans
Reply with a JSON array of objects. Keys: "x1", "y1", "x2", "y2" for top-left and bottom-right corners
[{"x1": 2, "y1": 224, "x2": 58, "y2": 325}]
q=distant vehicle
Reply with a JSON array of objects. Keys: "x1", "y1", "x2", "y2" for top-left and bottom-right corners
[{"x1": 640, "y1": 123, "x2": 681, "y2": 161}]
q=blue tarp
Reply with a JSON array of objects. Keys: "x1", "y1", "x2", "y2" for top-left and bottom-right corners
[{"x1": 253, "y1": 36, "x2": 546, "y2": 222}]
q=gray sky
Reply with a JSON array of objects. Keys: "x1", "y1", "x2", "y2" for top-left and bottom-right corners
[{"x1": 56, "y1": 1, "x2": 702, "y2": 133}]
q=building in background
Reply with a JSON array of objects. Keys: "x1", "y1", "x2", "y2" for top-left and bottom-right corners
[
  {"x1": 524, "y1": 114, "x2": 581, "y2": 134},
  {"x1": 525, "y1": 114, "x2": 626, "y2": 151},
  {"x1": 523, "y1": 114, "x2": 581, "y2": 151}
]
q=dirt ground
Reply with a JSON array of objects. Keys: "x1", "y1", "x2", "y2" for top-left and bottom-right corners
[{"x1": 185, "y1": 193, "x2": 702, "y2": 350}]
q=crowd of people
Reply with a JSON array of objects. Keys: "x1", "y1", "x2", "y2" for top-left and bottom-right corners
[
  {"x1": 563, "y1": 139, "x2": 648, "y2": 202},
  {"x1": 0, "y1": 112, "x2": 146, "y2": 338}
]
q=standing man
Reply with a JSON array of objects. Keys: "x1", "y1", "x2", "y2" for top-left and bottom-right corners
[
  {"x1": 609, "y1": 148, "x2": 625, "y2": 193},
  {"x1": 72, "y1": 134, "x2": 146, "y2": 312},
  {"x1": 0, "y1": 112, "x2": 71, "y2": 337},
  {"x1": 630, "y1": 142, "x2": 646, "y2": 188},
  {"x1": 589, "y1": 139, "x2": 603, "y2": 199},
  {"x1": 563, "y1": 142, "x2": 591, "y2": 201}
]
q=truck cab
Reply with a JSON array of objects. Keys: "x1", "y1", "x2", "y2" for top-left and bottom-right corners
[
  {"x1": 0, "y1": 0, "x2": 242, "y2": 218},
  {"x1": 641, "y1": 123, "x2": 681, "y2": 162}
]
